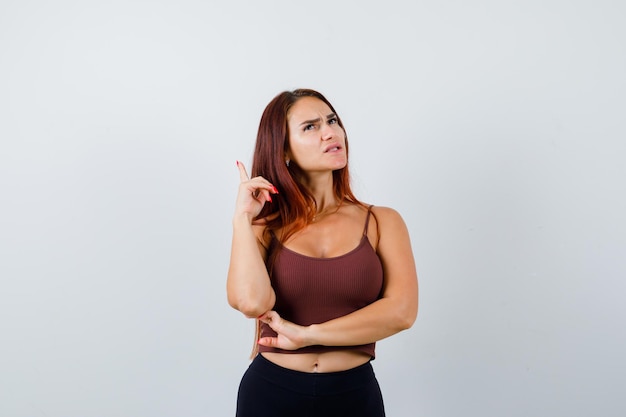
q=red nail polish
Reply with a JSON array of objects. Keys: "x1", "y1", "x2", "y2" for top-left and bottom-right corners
[{"x1": 272, "y1": 186, "x2": 279, "y2": 194}]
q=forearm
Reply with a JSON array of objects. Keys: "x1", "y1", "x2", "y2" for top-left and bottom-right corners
[
  {"x1": 304, "y1": 206, "x2": 419, "y2": 347},
  {"x1": 306, "y1": 296, "x2": 417, "y2": 347},
  {"x1": 227, "y1": 215, "x2": 275, "y2": 317}
]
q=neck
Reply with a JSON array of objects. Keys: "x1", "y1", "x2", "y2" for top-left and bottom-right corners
[
  {"x1": 299, "y1": 171, "x2": 331, "y2": 200},
  {"x1": 300, "y1": 171, "x2": 340, "y2": 217},
  {"x1": 311, "y1": 198, "x2": 341, "y2": 223}
]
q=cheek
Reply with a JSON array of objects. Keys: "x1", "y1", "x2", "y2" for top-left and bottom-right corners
[{"x1": 290, "y1": 139, "x2": 314, "y2": 160}]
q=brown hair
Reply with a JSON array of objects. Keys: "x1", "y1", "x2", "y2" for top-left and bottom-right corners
[
  {"x1": 248, "y1": 89, "x2": 363, "y2": 358},
  {"x1": 251, "y1": 88, "x2": 362, "y2": 242}
]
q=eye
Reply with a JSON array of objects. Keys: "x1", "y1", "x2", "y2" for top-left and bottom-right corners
[
  {"x1": 303, "y1": 123, "x2": 315, "y2": 131},
  {"x1": 328, "y1": 117, "x2": 338, "y2": 125}
]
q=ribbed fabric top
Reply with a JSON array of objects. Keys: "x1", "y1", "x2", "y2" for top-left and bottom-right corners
[{"x1": 259, "y1": 207, "x2": 384, "y2": 358}]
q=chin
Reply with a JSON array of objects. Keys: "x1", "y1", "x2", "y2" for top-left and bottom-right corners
[{"x1": 332, "y1": 161, "x2": 348, "y2": 171}]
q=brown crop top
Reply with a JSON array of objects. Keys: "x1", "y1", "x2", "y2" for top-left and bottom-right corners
[{"x1": 258, "y1": 206, "x2": 384, "y2": 358}]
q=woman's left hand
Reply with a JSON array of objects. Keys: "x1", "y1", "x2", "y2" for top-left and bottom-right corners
[{"x1": 257, "y1": 311, "x2": 309, "y2": 350}]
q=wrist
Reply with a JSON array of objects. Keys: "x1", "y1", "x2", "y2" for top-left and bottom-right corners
[
  {"x1": 232, "y1": 212, "x2": 254, "y2": 227},
  {"x1": 304, "y1": 323, "x2": 321, "y2": 347}
]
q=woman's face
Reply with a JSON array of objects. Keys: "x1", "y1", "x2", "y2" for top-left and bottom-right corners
[{"x1": 286, "y1": 96, "x2": 347, "y2": 174}]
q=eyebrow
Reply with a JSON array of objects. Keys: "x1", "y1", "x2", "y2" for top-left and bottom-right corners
[{"x1": 298, "y1": 113, "x2": 337, "y2": 127}]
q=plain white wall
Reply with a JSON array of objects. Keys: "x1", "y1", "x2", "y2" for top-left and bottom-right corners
[{"x1": 1, "y1": 1, "x2": 625, "y2": 416}]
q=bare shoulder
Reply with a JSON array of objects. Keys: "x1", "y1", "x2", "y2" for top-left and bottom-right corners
[
  {"x1": 370, "y1": 206, "x2": 408, "y2": 230},
  {"x1": 369, "y1": 206, "x2": 416, "y2": 286},
  {"x1": 359, "y1": 205, "x2": 408, "y2": 251},
  {"x1": 370, "y1": 205, "x2": 412, "y2": 246}
]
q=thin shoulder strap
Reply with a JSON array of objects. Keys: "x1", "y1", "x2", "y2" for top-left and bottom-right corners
[{"x1": 362, "y1": 205, "x2": 374, "y2": 236}]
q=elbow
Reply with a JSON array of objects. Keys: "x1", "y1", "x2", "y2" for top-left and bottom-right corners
[
  {"x1": 228, "y1": 292, "x2": 275, "y2": 319},
  {"x1": 399, "y1": 284, "x2": 418, "y2": 330},
  {"x1": 396, "y1": 312, "x2": 416, "y2": 332},
  {"x1": 235, "y1": 302, "x2": 269, "y2": 319},
  {"x1": 394, "y1": 300, "x2": 418, "y2": 332}
]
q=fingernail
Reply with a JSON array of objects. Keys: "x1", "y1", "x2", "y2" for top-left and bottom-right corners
[
  {"x1": 268, "y1": 195, "x2": 273, "y2": 203},
  {"x1": 236, "y1": 160, "x2": 240, "y2": 166},
  {"x1": 271, "y1": 186, "x2": 279, "y2": 194}
]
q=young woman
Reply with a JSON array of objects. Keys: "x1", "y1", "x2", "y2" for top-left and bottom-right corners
[{"x1": 227, "y1": 89, "x2": 418, "y2": 417}]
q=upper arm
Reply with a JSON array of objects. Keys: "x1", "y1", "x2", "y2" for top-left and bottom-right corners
[
  {"x1": 251, "y1": 223, "x2": 271, "y2": 260},
  {"x1": 372, "y1": 207, "x2": 419, "y2": 323},
  {"x1": 227, "y1": 223, "x2": 274, "y2": 318}
]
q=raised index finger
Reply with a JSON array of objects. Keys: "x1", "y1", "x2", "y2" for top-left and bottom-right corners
[{"x1": 236, "y1": 161, "x2": 250, "y2": 182}]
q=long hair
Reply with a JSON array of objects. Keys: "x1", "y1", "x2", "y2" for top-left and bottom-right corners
[
  {"x1": 251, "y1": 89, "x2": 361, "y2": 242},
  {"x1": 248, "y1": 89, "x2": 362, "y2": 358}
]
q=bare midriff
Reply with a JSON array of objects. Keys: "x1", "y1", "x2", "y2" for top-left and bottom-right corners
[{"x1": 261, "y1": 350, "x2": 371, "y2": 373}]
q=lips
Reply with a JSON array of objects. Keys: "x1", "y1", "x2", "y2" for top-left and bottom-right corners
[{"x1": 323, "y1": 144, "x2": 342, "y2": 153}]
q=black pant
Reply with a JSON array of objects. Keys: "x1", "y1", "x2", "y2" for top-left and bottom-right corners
[{"x1": 236, "y1": 354, "x2": 386, "y2": 417}]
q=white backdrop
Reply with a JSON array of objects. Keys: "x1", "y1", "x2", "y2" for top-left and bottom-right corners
[{"x1": 1, "y1": 1, "x2": 625, "y2": 416}]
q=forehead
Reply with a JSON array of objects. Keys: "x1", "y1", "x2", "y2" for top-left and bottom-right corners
[{"x1": 287, "y1": 97, "x2": 332, "y2": 122}]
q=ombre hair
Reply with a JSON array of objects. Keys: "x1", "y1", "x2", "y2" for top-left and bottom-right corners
[
  {"x1": 249, "y1": 89, "x2": 363, "y2": 358},
  {"x1": 251, "y1": 89, "x2": 362, "y2": 242}
]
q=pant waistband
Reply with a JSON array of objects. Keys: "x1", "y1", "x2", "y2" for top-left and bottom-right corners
[{"x1": 248, "y1": 354, "x2": 376, "y2": 396}]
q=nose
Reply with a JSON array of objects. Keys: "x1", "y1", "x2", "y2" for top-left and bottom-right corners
[{"x1": 320, "y1": 123, "x2": 334, "y2": 140}]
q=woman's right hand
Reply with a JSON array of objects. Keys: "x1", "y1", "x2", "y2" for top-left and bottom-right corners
[{"x1": 234, "y1": 161, "x2": 278, "y2": 221}]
